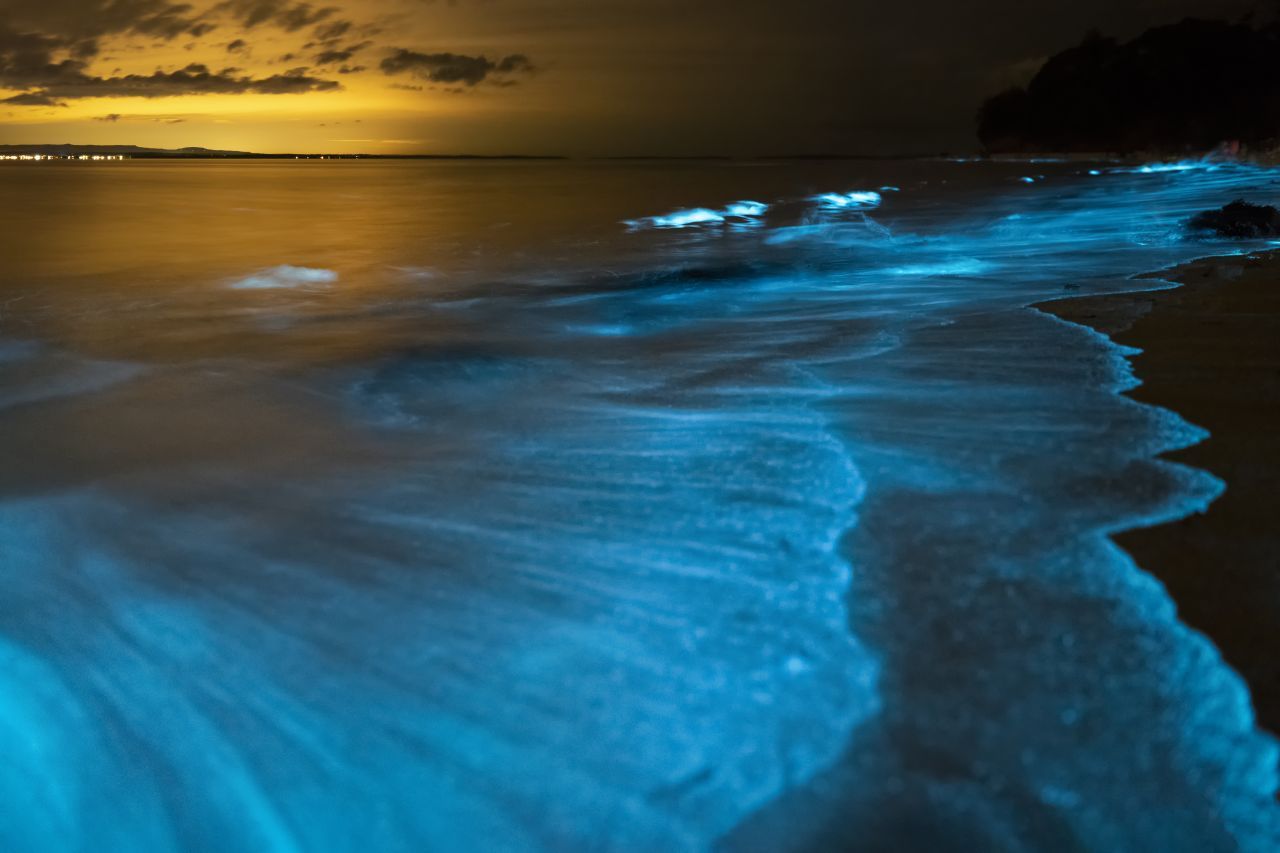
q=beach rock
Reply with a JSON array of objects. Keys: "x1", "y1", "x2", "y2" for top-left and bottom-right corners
[{"x1": 1188, "y1": 200, "x2": 1280, "y2": 239}]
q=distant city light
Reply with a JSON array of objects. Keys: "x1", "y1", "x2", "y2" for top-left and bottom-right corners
[{"x1": 0, "y1": 154, "x2": 128, "y2": 161}]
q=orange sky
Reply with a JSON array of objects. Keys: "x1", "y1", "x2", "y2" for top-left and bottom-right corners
[
  {"x1": 0, "y1": 0, "x2": 1260, "y2": 155},
  {"x1": 1, "y1": 0, "x2": 585, "y2": 153}
]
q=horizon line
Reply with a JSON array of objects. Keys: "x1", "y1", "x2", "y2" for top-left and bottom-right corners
[{"x1": 0, "y1": 143, "x2": 989, "y2": 161}]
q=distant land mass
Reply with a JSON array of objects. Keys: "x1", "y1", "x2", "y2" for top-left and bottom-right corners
[
  {"x1": 977, "y1": 16, "x2": 1280, "y2": 156},
  {"x1": 0, "y1": 144, "x2": 566, "y2": 160},
  {"x1": 5, "y1": 146, "x2": 956, "y2": 161}
]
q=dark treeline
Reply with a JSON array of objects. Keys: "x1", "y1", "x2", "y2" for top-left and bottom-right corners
[{"x1": 978, "y1": 16, "x2": 1280, "y2": 154}]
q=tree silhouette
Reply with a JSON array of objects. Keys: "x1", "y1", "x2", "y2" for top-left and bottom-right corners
[{"x1": 977, "y1": 17, "x2": 1280, "y2": 154}]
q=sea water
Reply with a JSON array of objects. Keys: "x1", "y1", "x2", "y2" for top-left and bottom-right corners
[{"x1": 0, "y1": 158, "x2": 1277, "y2": 851}]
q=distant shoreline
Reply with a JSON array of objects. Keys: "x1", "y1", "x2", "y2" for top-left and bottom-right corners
[
  {"x1": 4, "y1": 144, "x2": 1267, "y2": 163},
  {"x1": 9, "y1": 145, "x2": 1251, "y2": 163},
  {"x1": 0, "y1": 145, "x2": 1122, "y2": 162},
  {"x1": 0, "y1": 151, "x2": 569, "y2": 161}
]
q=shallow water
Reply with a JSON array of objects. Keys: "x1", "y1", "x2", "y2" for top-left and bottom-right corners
[{"x1": 1, "y1": 158, "x2": 1278, "y2": 850}]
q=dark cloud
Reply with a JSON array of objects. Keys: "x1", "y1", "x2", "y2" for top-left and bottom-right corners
[
  {"x1": 0, "y1": 4, "x2": 214, "y2": 109},
  {"x1": 85, "y1": 111, "x2": 193, "y2": 122},
  {"x1": 0, "y1": 25, "x2": 61, "y2": 60},
  {"x1": 0, "y1": 25, "x2": 86, "y2": 90},
  {"x1": 313, "y1": 20, "x2": 350, "y2": 41},
  {"x1": 111, "y1": 1, "x2": 202, "y2": 39},
  {"x1": 314, "y1": 40, "x2": 368, "y2": 65},
  {"x1": 380, "y1": 49, "x2": 536, "y2": 86},
  {"x1": 2, "y1": 90, "x2": 65, "y2": 105},
  {"x1": 2, "y1": 53, "x2": 340, "y2": 102},
  {"x1": 213, "y1": 0, "x2": 339, "y2": 33},
  {"x1": 0, "y1": 1, "x2": 539, "y2": 118},
  {"x1": 1, "y1": 14, "x2": 340, "y2": 103},
  {"x1": 0, "y1": 0, "x2": 207, "y2": 45},
  {"x1": 277, "y1": 4, "x2": 335, "y2": 32},
  {"x1": 495, "y1": 54, "x2": 533, "y2": 74},
  {"x1": 0, "y1": 0, "x2": 354, "y2": 60}
]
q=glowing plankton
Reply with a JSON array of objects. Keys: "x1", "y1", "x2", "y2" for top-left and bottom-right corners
[{"x1": 813, "y1": 191, "x2": 882, "y2": 209}]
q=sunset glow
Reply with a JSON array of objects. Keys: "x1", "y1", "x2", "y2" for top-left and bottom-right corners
[{"x1": 4, "y1": 0, "x2": 1264, "y2": 156}]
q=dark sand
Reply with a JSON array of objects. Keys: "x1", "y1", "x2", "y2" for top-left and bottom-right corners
[{"x1": 1041, "y1": 251, "x2": 1280, "y2": 735}]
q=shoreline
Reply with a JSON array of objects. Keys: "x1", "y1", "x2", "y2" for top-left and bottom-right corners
[{"x1": 1039, "y1": 249, "x2": 1280, "y2": 736}]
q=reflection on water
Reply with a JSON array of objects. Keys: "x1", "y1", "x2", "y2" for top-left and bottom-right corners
[{"x1": 1, "y1": 159, "x2": 1279, "y2": 850}]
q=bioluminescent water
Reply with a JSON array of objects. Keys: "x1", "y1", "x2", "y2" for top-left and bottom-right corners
[{"x1": 1, "y1": 158, "x2": 1278, "y2": 851}]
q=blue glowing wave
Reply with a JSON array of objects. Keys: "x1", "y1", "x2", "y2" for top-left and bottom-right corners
[
  {"x1": 2, "y1": 158, "x2": 1280, "y2": 850},
  {"x1": 624, "y1": 200, "x2": 770, "y2": 230},
  {"x1": 0, "y1": 347, "x2": 879, "y2": 850}
]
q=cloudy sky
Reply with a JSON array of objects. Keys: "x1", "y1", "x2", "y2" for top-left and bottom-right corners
[{"x1": 0, "y1": 0, "x2": 1260, "y2": 154}]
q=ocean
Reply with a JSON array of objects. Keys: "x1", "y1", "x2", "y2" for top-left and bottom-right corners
[{"x1": 1, "y1": 158, "x2": 1278, "y2": 850}]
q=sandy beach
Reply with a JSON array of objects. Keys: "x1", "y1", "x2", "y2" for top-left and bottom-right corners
[{"x1": 1042, "y1": 250, "x2": 1280, "y2": 736}]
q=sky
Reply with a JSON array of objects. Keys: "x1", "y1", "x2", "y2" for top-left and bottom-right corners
[{"x1": 0, "y1": 0, "x2": 1262, "y2": 155}]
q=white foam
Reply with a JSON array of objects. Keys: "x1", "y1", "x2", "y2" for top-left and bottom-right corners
[
  {"x1": 229, "y1": 265, "x2": 338, "y2": 290},
  {"x1": 812, "y1": 190, "x2": 882, "y2": 210},
  {"x1": 627, "y1": 208, "x2": 725, "y2": 229},
  {"x1": 626, "y1": 200, "x2": 769, "y2": 230},
  {"x1": 723, "y1": 200, "x2": 769, "y2": 217}
]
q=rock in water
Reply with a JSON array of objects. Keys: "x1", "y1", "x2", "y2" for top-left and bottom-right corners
[{"x1": 1188, "y1": 200, "x2": 1280, "y2": 239}]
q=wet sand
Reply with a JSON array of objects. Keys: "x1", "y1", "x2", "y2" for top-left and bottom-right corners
[{"x1": 1041, "y1": 250, "x2": 1280, "y2": 735}]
